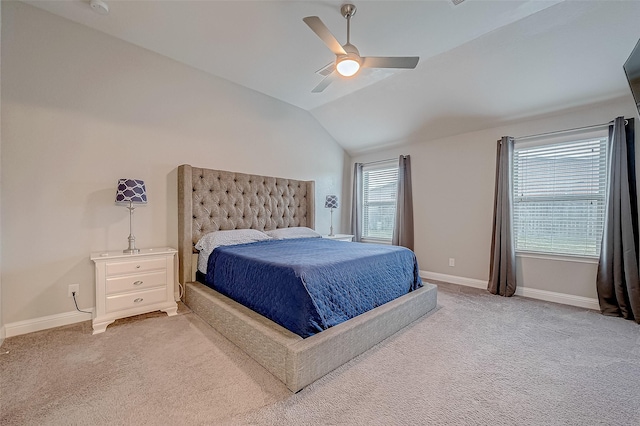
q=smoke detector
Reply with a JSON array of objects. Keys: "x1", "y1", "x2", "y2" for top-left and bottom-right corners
[{"x1": 90, "y1": 0, "x2": 109, "y2": 15}]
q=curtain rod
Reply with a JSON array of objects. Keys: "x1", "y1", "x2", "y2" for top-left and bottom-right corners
[
  {"x1": 515, "y1": 119, "x2": 628, "y2": 142},
  {"x1": 360, "y1": 158, "x2": 396, "y2": 166}
]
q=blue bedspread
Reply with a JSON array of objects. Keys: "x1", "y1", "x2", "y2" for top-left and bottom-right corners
[{"x1": 204, "y1": 238, "x2": 422, "y2": 337}]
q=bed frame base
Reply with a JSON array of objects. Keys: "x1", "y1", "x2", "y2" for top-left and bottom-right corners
[{"x1": 185, "y1": 281, "x2": 438, "y2": 392}]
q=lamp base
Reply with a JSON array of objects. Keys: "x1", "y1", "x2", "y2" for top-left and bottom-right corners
[
  {"x1": 123, "y1": 231, "x2": 139, "y2": 254},
  {"x1": 328, "y1": 208, "x2": 334, "y2": 237}
]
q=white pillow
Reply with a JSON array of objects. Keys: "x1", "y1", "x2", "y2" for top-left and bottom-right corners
[
  {"x1": 264, "y1": 227, "x2": 321, "y2": 240},
  {"x1": 196, "y1": 229, "x2": 271, "y2": 273}
]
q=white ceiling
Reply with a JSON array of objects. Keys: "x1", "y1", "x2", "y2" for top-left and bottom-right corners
[{"x1": 24, "y1": 0, "x2": 640, "y2": 154}]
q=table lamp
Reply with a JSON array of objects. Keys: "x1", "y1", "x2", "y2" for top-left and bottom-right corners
[
  {"x1": 325, "y1": 195, "x2": 339, "y2": 237},
  {"x1": 115, "y1": 178, "x2": 147, "y2": 254}
]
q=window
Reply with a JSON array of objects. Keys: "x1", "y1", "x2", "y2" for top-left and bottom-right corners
[
  {"x1": 513, "y1": 131, "x2": 608, "y2": 257},
  {"x1": 362, "y1": 162, "x2": 398, "y2": 241}
]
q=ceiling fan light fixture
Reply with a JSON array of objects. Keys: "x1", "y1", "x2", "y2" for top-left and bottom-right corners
[{"x1": 336, "y1": 54, "x2": 361, "y2": 77}]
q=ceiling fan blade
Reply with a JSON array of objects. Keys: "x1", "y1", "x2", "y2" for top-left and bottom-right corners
[
  {"x1": 362, "y1": 56, "x2": 420, "y2": 69},
  {"x1": 316, "y1": 62, "x2": 335, "y2": 77},
  {"x1": 303, "y1": 16, "x2": 347, "y2": 56},
  {"x1": 311, "y1": 72, "x2": 336, "y2": 93}
]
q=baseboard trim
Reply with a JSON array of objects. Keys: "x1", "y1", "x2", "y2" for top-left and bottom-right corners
[
  {"x1": 5, "y1": 309, "x2": 94, "y2": 338},
  {"x1": 1, "y1": 273, "x2": 602, "y2": 338},
  {"x1": 513, "y1": 287, "x2": 600, "y2": 310},
  {"x1": 420, "y1": 270, "x2": 599, "y2": 311},
  {"x1": 420, "y1": 270, "x2": 487, "y2": 289}
]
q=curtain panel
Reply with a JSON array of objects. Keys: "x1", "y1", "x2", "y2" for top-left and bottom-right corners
[
  {"x1": 392, "y1": 155, "x2": 415, "y2": 250},
  {"x1": 488, "y1": 136, "x2": 516, "y2": 297},
  {"x1": 597, "y1": 117, "x2": 639, "y2": 323},
  {"x1": 351, "y1": 163, "x2": 363, "y2": 242}
]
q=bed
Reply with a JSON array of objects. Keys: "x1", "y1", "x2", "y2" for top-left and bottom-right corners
[{"x1": 178, "y1": 164, "x2": 437, "y2": 392}]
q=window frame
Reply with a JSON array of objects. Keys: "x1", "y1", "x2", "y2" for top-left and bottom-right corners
[
  {"x1": 360, "y1": 160, "x2": 399, "y2": 243},
  {"x1": 512, "y1": 128, "x2": 609, "y2": 259}
]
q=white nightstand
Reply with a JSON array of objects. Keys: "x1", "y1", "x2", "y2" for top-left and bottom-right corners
[
  {"x1": 322, "y1": 234, "x2": 355, "y2": 242},
  {"x1": 90, "y1": 247, "x2": 178, "y2": 334}
]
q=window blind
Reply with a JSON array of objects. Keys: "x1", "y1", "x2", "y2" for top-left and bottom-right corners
[
  {"x1": 513, "y1": 136, "x2": 608, "y2": 257},
  {"x1": 362, "y1": 163, "x2": 398, "y2": 240}
]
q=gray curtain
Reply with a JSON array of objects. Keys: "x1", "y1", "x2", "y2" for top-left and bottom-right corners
[
  {"x1": 351, "y1": 163, "x2": 363, "y2": 242},
  {"x1": 488, "y1": 137, "x2": 516, "y2": 297},
  {"x1": 392, "y1": 155, "x2": 414, "y2": 250},
  {"x1": 597, "y1": 117, "x2": 639, "y2": 323}
]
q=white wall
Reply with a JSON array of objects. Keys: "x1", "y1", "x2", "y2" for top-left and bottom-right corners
[
  {"x1": 1, "y1": 2, "x2": 347, "y2": 326},
  {"x1": 352, "y1": 96, "x2": 639, "y2": 303}
]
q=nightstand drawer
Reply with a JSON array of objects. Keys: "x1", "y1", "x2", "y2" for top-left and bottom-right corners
[
  {"x1": 106, "y1": 258, "x2": 166, "y2": 276},
  {"x1": 105, "y1": 287, "x2": 167, "y2": 314},
  {"x1": 105, "y1": 270, "x2": 166, "y2": 295}
]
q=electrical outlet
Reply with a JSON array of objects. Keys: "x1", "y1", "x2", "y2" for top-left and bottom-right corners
[
  {"x1": 68, "y1": 284, "x2": 79, "y2": 298},
  {"x1": 448, "y1": 258, "x2": 455, "y2": 267}
]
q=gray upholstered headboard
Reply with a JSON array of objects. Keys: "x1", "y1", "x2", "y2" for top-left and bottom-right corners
[{"x1": 177, "y1": 164, "x2": 315, "y2": 287}]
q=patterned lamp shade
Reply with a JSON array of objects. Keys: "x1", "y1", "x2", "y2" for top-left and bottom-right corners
[
  {"x1": 325, "y1": 195, "x2": 339, "y2": 209},
  {"x1": 115, "y1": 179, "x2": 147, "y2": 204}
]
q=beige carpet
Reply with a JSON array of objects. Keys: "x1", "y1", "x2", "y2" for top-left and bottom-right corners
[{"x1": 1, "y1": 283, "x2": 639, "y2": 425}]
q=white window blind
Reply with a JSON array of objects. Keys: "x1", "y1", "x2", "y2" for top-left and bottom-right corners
[
  {"x1": 362, "y1": 162, "x2": 398, "y2": 241},
  {"x1": 513, "y1": 135, "x2": 608, "y2": 257}
]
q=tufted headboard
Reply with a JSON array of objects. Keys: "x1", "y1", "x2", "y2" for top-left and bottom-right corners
[{"x1": 177, "y1": 164, "x2": 315, "y2": 286}]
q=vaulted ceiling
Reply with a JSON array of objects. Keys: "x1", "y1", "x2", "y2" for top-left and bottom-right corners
[{"x1": 24, "y1": 0, "x2": 640, "y2": 154}]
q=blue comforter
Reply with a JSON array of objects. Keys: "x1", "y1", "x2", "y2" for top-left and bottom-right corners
[{"x1": 204, "y1": 238, "x2": 422, "y2": 338}]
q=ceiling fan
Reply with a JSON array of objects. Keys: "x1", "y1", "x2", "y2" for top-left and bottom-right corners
[{"x1": 303, "y1": 4, "x2": 419, "y2": 93}]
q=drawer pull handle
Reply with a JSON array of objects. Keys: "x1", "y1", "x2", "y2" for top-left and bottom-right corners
[
  {"x1": 133, "y1": 281, "x2": 143, "y2": 286},
  {"x1": 136, "y1": 265, "x2": 141, "y2": 269},
  {"x1": 134, "y1": 298, "x2": 143, "y2": 303}
]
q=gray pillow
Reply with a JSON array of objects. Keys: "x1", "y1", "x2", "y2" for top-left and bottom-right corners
[{"x1": 264, "y1": 227, "x2": 321, "y2": 240}]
